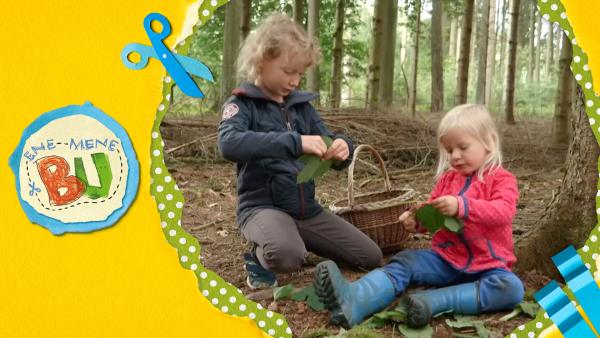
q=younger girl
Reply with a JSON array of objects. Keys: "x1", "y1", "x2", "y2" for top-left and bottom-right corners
[
  {"x1": 314, "y1": 104, "x2": 524, "y2": 328},
  {"x1": 218, "y1": 14, "x2": 382, "y2": 290}
]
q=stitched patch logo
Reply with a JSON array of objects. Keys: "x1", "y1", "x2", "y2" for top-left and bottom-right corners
[
  {"x1": 9, "y1": 102, "x2": 139, "y2": 235},
  {"x1": 222, "y1": 103, "x2": 239, "y2": 120}
]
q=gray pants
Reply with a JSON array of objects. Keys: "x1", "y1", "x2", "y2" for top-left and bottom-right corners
[{"x1": 241, "y1": 208, "x2": 383, "y2": 273}]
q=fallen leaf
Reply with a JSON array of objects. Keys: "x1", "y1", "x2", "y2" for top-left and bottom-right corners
[
  {"x1": 273, "y1": 284, "x2": 294, "y2": 301},
  {"x1": 518, "y1": 301, "x2": 540, "y2": 317},
  {"x1": 397, "y1": 323, "x2": 433, "y2": 338},
  {"x1": 499, "y1": 307, "x2": 522, "y2": 321}
]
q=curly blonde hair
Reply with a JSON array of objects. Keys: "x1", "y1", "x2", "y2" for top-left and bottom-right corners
[
  {"x1": 436, "y1": 104, "x2": 503, "y2": 181},
  {"x1": 237, "y1": 13, "x2": 321, "y2": 82}
]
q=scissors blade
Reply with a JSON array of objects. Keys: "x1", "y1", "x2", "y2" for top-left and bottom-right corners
[
  {"x1": 149, "y1": 44, "x2": 204, "y2": 98},
  {"x1": 174, "y1": 55, "x2": 214, "y2": 83}
]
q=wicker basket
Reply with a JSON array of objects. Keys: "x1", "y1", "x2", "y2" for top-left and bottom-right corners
[{"x1": 330, "y1": 144, "x2": 417, "y2": 253}]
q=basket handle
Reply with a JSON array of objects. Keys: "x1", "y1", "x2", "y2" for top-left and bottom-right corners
[{"x1": 347, "y1": 144, "x2": 392, "y2": 207}]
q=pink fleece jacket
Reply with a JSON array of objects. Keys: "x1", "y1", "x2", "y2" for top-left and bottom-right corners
[{"x1": 425, "y1": 167, "x2": 519, "y2": 272}]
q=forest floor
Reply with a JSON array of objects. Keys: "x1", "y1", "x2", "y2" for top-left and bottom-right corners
[{"x1": 161, "y1": 108, "x2": 567, "y2": 338}]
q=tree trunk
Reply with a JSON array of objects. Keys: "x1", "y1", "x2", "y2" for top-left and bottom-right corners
[
  {"x1": 545, "y1": 21, "x2": 554, "y2": 78},
  {"x1": 527, "y1": 2, "x2": 535, "y2": 83},
  {"x1": 400, "y1": 12, "x2": 409, "y2": 65},
  {"x1": 329, "y1": 0, "x2": 345, "y2": 109},
  {"x1": 485, "y1": 0, "x2": 497, "y2": 106},
  {"x1": 534, "y1": 13, "x2": 542, "y2": 83},
  {"x1": 431, "y1": 0, "x2": 444, "y2": 112},
  {"x1": 476, "y1": 0, "x2": 490, "y2": 104},
  {"x1": 409, "y1": 0, "x2": 422, "y2": 116},
  {"x1": 455, "y1": 17, "x2": 462, "y2": 63},
  {"x1": 379, "y1": 0, "x2": 398, "y2": 108},
  {"x1": 515, "y1": 87, "x2": 599, "y2": 277},
  {"x1": 221, "y1": 0, "x2": 242, "y2": 102},
  {"x1": 449, "y1": 17, "x2": 458, "y2": 60},
  {"x1": 368, "y1": 0, "x2": 384, "y2": 109},
  {"x1": 503, "y1": 0, "x2": 520, "y2": 124},
  {"x1": 241, "y1": 0, "x2": 251, "y2": 40},
  {"x1": 497, "y1": 0, "x2": 508, "y2": 102},
  {"x1": 468, "y1": 0, "x2": 479, "y2": 92},
  {"x1": 307, "y1": 0, "x2": 320, "y2": 105},
  {"x1": 455, "y1": 0, "x2": 475, "y2": 105},
  {"x1": 553, "y1": 33, "x2": 574, "y2": 145},
  {"x1": 293, "y1": 0, "x2": 305, "y2": 26}
]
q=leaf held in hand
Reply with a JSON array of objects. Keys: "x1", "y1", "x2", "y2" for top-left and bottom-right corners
[
  {"x1": 444, "y1": 216, "x2": 464, "y2": 232},
  {"x1": 296, "y1": 135, "x2": 336, "y2": 183},
  {"x1": 321, "y1": 135, "x2": 333, "y2": 148},
  {"x1": 415, "y1": 204, "x2": 464, "y2": 234},
  {"x1": 297, "y1": 155, "x2": 322, "y2": 183}
]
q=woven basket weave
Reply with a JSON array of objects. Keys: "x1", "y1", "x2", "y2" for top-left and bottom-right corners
[{"x1": 330, "y1": 144, "x2": 416, "y2": 253}]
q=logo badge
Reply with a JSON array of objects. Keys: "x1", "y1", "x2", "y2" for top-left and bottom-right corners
[{"x1": 9, "y1": 102, "x2": 139, "y2": 234}]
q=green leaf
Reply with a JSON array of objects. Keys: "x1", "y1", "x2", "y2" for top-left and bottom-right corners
[
  {"x1": 337, "y1": 326, "x2": 383, "y2": 338},
  {"x1": 445, "y1": 318, "x2": 480, "y2": 329},
  {"x1": 499, "y1": 307, "x2": 523, "y2": 321},
  {"x1": 373, "y1": 310, "x2": 407, "y2": 323},
  {"x1": 297, "y1": 155, "x2": 322, "y2": 183},
  {"x1": 397, "y1": 323, "x2": 433, "y2": 338},
  {"x1": 446, "y1": 316, "x2": 491, "y2": 338},
  {"x1": 298, "y1": 154, "x2": 314, "y2": 164},
  {"x1": 313, "y1": 160, "x2": 333, "y2": 180},
  {"x1": 273, "y1": 283, "x2": 294, "y2": 301},
  {"x1": 360, "y1": 316, "x2": 387, "y2": 329},
  {"x1": 443, "y1": 216, "x2": 464, "y2": 232},
  {"x1": 415, "y1": 204, "x2": 464, "y2": 234},
  {"x1": 321, "y1": 135, "x2": 333, "y2": 148},
  {"x1": 296, "y1": 135, "x2": 336, "y2": 183},
  {"x1": 291, "y1": 286, "x2": 325, "y2": 311},
  {"x1": 415, "y1": 204, "x2": 444, "y2": 233},
  {"x1": 291, "y1": 287, "x2": 310, "y2": 301},
  {"x1": 473, "y1": 322, "x2": 492, "y2": 338},
  {"x1": 307, "y1": 293, "x2": 326, "y2": 311},
  {"x1": 518, "y1": 301, "x2": 540, "y2": 317},
  {"x1": 302, "y1": 328, "x2": 332, "y2": 338}
]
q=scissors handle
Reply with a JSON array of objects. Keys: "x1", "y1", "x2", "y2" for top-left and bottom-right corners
[
  {"x1": 144, "y1": 13, "x2": 171, "y2": 40},
  {"x1": 144, "y1": 13, "x2": 204, "y2": 98},
  {"x1": 121, "y1": 43, "x2": 153, "y2": 70}
]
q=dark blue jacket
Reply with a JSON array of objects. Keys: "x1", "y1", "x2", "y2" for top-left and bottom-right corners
[{"x1": 218, "y1": 82, "x2": 354, "y2": 226}]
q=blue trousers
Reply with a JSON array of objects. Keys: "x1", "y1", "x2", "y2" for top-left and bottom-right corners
[{"x1": 382, "y1": 249, "x2": 524, "y2": 313}]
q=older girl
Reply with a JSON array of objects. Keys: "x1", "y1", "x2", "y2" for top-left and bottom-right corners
[{"x1": 218, "y1": 14, "x2": 382, "y2": 290}]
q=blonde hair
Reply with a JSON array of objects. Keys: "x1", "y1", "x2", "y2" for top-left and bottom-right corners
[
  {"x1": 435, "y1": 104, "x2": 502, "y2": 180},
  {"x1": 236, "y1": 13, "x2": 321, "y2": 82}
]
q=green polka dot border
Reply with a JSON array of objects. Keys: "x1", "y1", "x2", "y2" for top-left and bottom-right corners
[
  {"x1": 149, "y1": 1, "x2": 292, "y2": 337},
  {"x1": 509, "y1": 0, "x2": 600, "y2": 337}
]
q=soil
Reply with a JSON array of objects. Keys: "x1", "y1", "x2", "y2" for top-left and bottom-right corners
[{"x1": 161, "y1": 109, "x2": 566, "y2": 337}]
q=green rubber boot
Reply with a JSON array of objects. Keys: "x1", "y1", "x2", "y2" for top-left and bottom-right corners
[{"x1": 407, "y1": 282, "x2": 479, "y2": 328}]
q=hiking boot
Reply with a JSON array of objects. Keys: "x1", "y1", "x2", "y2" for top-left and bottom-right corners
[{"x1": 243, "y1": 252, "x2": 277, "y2": 290}]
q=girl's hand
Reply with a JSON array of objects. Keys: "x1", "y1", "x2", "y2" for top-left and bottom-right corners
[
  {"x1": 324, "y1": 138, "x2": 350, "y2": 161},
  {"x1": 301, "y1": 135, "x2": 328, "y2": 157},
  {"x1": 399, "y1": 211, "x2": 418, "y2": 233},
  {"x1": 431, "y1": 196, "x2": 459, "y2": 216}
]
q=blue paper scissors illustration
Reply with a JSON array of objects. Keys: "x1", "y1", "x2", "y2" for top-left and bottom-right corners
[
  {"x1": 28, "y1": 181, "x2": 41, "y2": 196},
  {"x1": 121, "y1": 13, "x2": 214, "y2": 98}
]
